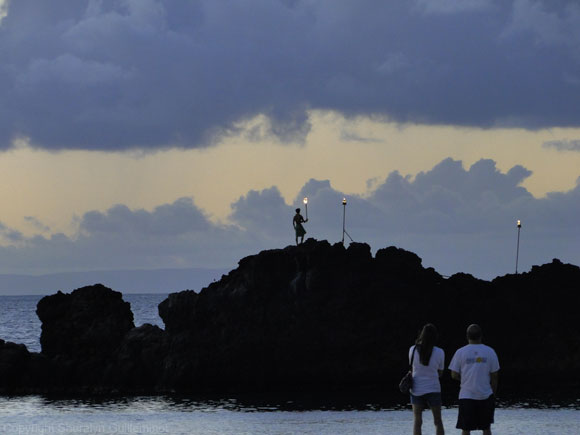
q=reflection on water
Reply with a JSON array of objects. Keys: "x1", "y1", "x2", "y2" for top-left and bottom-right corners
[
  {"x1": 25, "y1": 393, "x2": 580, "y2": 412},
  {"x1": 496, "y1": 393, "x2": 580, "y2": 410},
  {"x1": 0, "y1": 394, "x2": 579, "y2": 435}
]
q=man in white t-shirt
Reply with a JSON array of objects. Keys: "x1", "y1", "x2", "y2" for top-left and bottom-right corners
[{"x1": 449, "y1": 324, "x2": 500, "y2": 435}]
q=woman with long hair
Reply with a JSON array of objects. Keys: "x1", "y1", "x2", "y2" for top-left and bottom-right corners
[{"x1": 409, "y1": 323, "x2": 445, "y2": 435}]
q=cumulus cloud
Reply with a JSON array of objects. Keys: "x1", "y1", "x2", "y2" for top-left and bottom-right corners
[
  {"x1": 0, "y1": 158, "x2": 578, "y2": 279},
  {"x1": 1, "y1": 0, "x2": 580, "y2": 151},
  {"x1": 0, "y1": 222, "x2": 23, "y2": 244},
  {"x1": 79, "y1": 198, "x2": 211, "y2": 236},
  {"x1": 23, "y1": 216, "x2": 51, "y2": 233},
  {"x1": 230, "y1": 187, "x2": 294, "y2": 240},
  {"x1": 229, "y1": 158, "x2": 579, "y2": 278},
  {"x1": 0, "y1": 197, "x2": 250, "y2": 274}
]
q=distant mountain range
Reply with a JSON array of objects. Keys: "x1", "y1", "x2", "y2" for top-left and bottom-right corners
[{"x1": 0, "y1": 267, "x2": 231, "y2": 295}]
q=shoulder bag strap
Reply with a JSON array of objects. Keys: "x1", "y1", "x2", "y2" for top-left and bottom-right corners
[{"x1": 409, "y1": 345, "x2": 417, "y2": 369}]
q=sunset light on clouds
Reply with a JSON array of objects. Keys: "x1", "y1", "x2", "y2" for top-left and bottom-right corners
[{"x1": 0, "y1": 0, "x2": 579, "y2": 289}]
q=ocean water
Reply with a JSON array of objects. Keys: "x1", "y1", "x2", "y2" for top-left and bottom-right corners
[
  {"x1": 0, "y1": 396, "x2": 579, "y2": 435},
  {"x1": 1, "y1": 294, "x2": 579, "y2": 434},
  {"x1": 0, "y1": 294, "x2": 167, "y2": 353}
]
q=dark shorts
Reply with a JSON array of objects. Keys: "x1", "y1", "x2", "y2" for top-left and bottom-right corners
[
  {"x1": 410, "y1": 392, "x2": 442, "y2": 408},
  {"x1": 456, "y1": 395, "x2": 495, "y2": 431}
]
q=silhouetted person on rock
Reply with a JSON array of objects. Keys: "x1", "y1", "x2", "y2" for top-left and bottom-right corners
[
  {"x1": 293, "y1": 208, "x2": 308, "y2": 245},
  {"x1": 449, "y1": 324, "x2": 500, "y2": 435}
]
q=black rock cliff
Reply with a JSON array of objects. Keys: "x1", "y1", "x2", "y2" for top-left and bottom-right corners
[{"x1": 1, "y1": 239, "x2": 578, "y2": 395}]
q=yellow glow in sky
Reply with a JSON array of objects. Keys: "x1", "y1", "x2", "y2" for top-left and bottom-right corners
[
  {"x1": 0, "y1": 0, "x2": 7, "y2": 22},
  {"x1": 1, "y1": 111, "x2": 579, "y2": 237}
]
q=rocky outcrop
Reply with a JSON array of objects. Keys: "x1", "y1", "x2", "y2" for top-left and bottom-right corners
[
  {"x1": 0, "y1": 339, "x2": 53, "y2": 393},
  {"x1": 106, "y1": 323, "x2": 168, "y2": 391},
  {"x1": 156, "y1": 240, "x2": 445, "y2": 392},
  {"x1": 0, "y1": 239, "x2": 579, "y2": 395},
  {"x1": 34, "y1": 283, "x2": 134, "y2": 390}
]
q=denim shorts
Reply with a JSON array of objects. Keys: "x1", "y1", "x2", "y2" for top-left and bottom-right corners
[{"x1": 410, "y1": 392, "x2": 442, "y2": 408}]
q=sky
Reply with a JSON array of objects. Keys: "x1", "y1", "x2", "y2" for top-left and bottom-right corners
[{"x1": 0, "y1": 0, "x2": 579, "y2": 286}]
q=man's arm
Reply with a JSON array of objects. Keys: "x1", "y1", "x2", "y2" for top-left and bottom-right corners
[
  {"x1": 451, "y1": 370, "x2": 460, "y2": 381},
  {"x1": 490, "y1": 371, "x2": 499, "y2": 394}
]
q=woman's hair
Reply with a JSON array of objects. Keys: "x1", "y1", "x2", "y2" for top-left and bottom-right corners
[{"x1": 415, "y1": 323, "x2": 438, "y2": 366}]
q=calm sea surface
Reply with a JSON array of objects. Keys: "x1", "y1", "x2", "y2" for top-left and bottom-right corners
[
  {"x1": 0, "y1": 294, "x2": 167, "y2": 353},
  {"x1": 0, "y1": 294, "x2": 579, "y2": 435}
]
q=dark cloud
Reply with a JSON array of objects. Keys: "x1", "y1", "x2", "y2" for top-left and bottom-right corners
[
  {"x1": 414, "y1": 0, "x2": 493, "y2": 15},
  {"x1": 362, "y1": 158, "x2": 533, "y2": 237},
  {"x1": 0, "y1": 158, "x2": 578, "y2": 279},
  {"x1": 340, "y1": 130, "x2": 384, "y2": 143},
  {"x1": 230, "y1": 187, "x2": 293, "y2": 240},
  {"x1": 0, "y1": 197, "x2": 251, "y2": 274},
  {"x1": 23, "y1": 216, "x2": 51, "y2": 233},
  {"x1": 543, "y1": 139, "x2": 580, "y2": 152},
  {"x1": 0, "y1": 222, "x2": 24, "y2": 243},
  {"x1": 231, "y1": 158, "x2": 579, "y2": 278},
  {"x1": 80, "y1": 198, "x2": 210, "y2": 236},
  {"x1": 1, "y1": 0, "x2": 580, "y2": 150}
]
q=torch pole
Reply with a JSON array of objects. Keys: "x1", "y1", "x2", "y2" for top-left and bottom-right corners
[
  {"x1": 515, "y1": 220, "x2": 521, "y2": 274},
  {"x1": 342, "y1": 198, "x2": 346, "y2": 245}
]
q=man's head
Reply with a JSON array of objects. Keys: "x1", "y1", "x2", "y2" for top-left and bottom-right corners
[{"x1": 466, "y1": 324, "x2": 483, "y2": 343}]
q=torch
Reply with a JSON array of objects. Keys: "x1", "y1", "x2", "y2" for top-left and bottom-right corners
[
  {"x1": 515, "y1": 219, "x2": 521, "y2": 274},
  {"x1": 303, "y1": 197, "x2": 308, "y2": 220}
]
